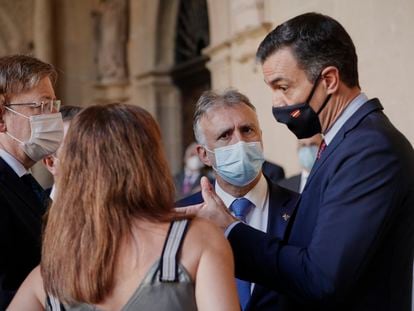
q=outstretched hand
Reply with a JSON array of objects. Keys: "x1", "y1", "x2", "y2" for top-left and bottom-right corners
[{"x1": 175, "y1": 176, "x2": 237, "y2": 230}]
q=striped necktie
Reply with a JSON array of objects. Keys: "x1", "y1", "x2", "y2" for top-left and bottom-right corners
[{"x1": 316, "y1": 139, "x2": 327, "y2": 160}]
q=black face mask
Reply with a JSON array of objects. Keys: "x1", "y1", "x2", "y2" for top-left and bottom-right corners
[{"x1": 272, "y1": 75, "x2": 331, "y2": 139}]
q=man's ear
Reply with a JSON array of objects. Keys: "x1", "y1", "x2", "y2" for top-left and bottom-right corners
[
  {"x1": 196, "y1": 145, "x2": 213, "y2": 167},
  {"x1": 43, "y1": 156, "x2": 56, "y2": 175},
  {"x1": 321, "y1": 66, "x2": 340, "y2": 94}
]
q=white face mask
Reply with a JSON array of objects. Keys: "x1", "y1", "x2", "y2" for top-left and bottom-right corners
[
  {"x1": 186, "y1": 155, "x2": 204, "y2": 171},
  {"x1": 5, "y1": 107, "x2": 64, "y2": 162},
  {"x1": 206, "y1": 141, "x2": 265, "y2": 187}
]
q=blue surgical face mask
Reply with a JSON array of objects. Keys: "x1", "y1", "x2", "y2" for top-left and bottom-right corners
[
  {"x1": 298, "y1": 145, "x2": 319, "y2": 171},
  {"x1": 206, "y1": 141, "x2": 265, "y2": 187}
]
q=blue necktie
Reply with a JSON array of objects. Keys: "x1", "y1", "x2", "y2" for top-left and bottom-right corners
[
  {"x1": 230, "y1": 198, "x2": 253, "y2": 310},
  {"x1": 230, "y1": 198, "x2": 252, "y2": 222}
]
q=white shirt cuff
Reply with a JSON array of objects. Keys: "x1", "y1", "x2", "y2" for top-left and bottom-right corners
[{"x1": 224, "y1": 220, "x2": 241, "y2": 238}]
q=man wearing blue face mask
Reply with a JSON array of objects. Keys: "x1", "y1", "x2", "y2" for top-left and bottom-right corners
[
  {"x1": 0, "y1": 55, "x2": 63, "y2": 308},
  {"x1": 279, "y1": 134, "x2": 322, "y2": 193},
  {"x1": 176, "y1": 89, "x2": 298, "y2": 311}
]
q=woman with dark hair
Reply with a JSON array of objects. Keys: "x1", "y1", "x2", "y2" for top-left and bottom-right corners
[{"x1": 8, "y1": 103, "x2": 238, "y2": 311}]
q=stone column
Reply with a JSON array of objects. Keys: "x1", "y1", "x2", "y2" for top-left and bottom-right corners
[
  {"x1": 32, "y1": 0, "x2": 55, "y2": 187},
  {"x1": 134, "y1": 70, "x2": 182, "y2": 175},
  {"x1": 34, "y1": 0, "x2": 54, "y2": 63}
]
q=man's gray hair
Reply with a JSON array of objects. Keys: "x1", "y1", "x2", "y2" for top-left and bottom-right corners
[
  {"x1": 193, "y1": 89, "x2": 256, "y2": 145},
  {"x1": 0, "y1": 55, "x2": 57, "y2": 103}
]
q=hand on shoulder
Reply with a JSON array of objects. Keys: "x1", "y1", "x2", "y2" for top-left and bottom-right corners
[{"x1": 174, "y1": 177, "x2": 237, "y2": 230}]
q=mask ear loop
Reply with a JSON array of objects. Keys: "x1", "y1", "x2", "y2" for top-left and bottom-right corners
[
  {"x1": 202, "y1": 145, "x2": 214, "y2": 154},
  {"x1": 4, "y1": 106, "x2": 30, "y2": 119},
  {"x1": 5, "y1": 131, "x2": 24, "y2": 144},
  {"x1": 305, "y1": 73, "x2": 322, "y2": 105},
  {"x1": 316, "y1": 94, "x2": 332, "y2": 115},
  {"x1": 3, "y1": 107, "x2": 31, "y2": 144},
  {"x1": 305, "y1": 72, "x2": 333, "y2": 116}
]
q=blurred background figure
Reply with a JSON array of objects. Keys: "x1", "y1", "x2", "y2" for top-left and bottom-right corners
[
  {"x1": 174, "y1": 142, "x2": 213, "y2": 200},
  {"x1": 43, "y1": 105, "x2": 82, "y2": 199},
  {"x1": 279, "y1": 134, "x2": 323, "y2": 193},
  {"x1": 8, "y1": 103, "x2": 238, "y2": 311}
]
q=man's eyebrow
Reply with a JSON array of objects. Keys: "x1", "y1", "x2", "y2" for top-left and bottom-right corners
[
  {"x1": 265, "y1": 76, "x2": 292, "y2": 86},
  {"x1": 39, "y1": 95, "x2": 54, "y2": 100},
  {"x1": 215, "y1": 126, "x2": 234, "y2": 139},
  {"x1": 238, "y1": 122, "x2": 257, "y2": 129}
]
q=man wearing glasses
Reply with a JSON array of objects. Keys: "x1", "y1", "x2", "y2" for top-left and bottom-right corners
[{"x1": 0, "y1": 55, "x2": 63, "y2": 308}]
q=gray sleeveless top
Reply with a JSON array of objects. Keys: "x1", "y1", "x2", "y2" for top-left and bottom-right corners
[{"x1": 46, "y1": 219, "x2": 197, "y2": 311}]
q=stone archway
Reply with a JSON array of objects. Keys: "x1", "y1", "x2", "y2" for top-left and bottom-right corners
[
  {"x1": 171, "y1": 0, "x2": 211, "y2": 150},
  {"x1": 131, "y1": 0, "x2": 211, "y2": 175}
]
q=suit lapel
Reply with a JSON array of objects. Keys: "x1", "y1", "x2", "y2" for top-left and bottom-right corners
[
  {"x1": 249, "y1": 178, "x2": 299, "y2": 307},
  {"x1": 266, "y1": 178, "x2": 297, "y2": 238},
  {"x1": 304, "y1": 98, "x2": 383, "y2": 192}
]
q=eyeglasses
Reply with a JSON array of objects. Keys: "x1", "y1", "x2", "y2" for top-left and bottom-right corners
[{"x1": 6, "y1": 99, "x2": 61, "y2": 113}]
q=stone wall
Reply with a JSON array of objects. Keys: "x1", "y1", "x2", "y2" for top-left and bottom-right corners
[{"x1": 0, "y1": 0, "x2": 413, "y2": 179}]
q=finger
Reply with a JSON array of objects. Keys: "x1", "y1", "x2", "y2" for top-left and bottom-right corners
[
  {"x1": 200, "y1": 176, "x2": 217, "y2": 203},
  {"x1": 174, "y1": 203, "x2": 203, "y2": 217},
  {"x1": 200, "y1": 176, "x2": 213, "y2": 193}
]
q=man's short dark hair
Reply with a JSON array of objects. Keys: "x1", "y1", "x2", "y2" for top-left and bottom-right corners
[
  {"x1": 60, "y1": 105, "x2": 82, "y2": 122},
  {"x1": 256, "y1": 12, "x2": 360, "y2": 88}
]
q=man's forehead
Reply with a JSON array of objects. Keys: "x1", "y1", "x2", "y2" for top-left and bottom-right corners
[
  {"x1": 9, "y1": 77, "x2": 55, "y2": 100},
  {"x1": 199, "y1": 105, "x2": 258, "y2": 134},
  {"x1": 202, "y1": 104, "x2": 257, "y2": 122},
  {"x1": 262, "y1": 48, "x2": 305, "y2": 84}
]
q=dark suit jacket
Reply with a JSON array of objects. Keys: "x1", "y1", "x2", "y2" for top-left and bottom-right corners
[
  {"x1": 0, "y1": 157, "x2": 46, "y2": 309},
  {"x1": 262, "y1": 160, "x2": 285, "y2": 184},
  {"x1": 278, "y1": 174, "x2": 301, "y2": 193},
  {"x1": 227, "y1": 99, "x2": 414, "y2": 310},
  {"x1": 177, "y1": 176, "x2": 299, "y2": 311}
]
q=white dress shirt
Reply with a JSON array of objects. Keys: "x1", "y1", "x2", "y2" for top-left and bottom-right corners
[
  {"x1": 299, "y1": 170, "x2": 310, "y2": 193},
  {"x1": 216, "y1": 173, "x2": 270, "y2": 233}
]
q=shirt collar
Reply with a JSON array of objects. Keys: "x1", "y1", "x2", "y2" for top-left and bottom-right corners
[
  {"x1": 50, "y1": 184, "x2": 56, "y2": 200},
  {"x1": 0, "y1": 149, "x2": 28, "y2": 177},
  {"x1": 301, "y1": 169, "x2": 310, "y2": 179},
  {"x1": 324, "y1": 92, "x2": 368, "y2": 145},
  {"x1": 215, "y1": 173, "x2": 268, "y2": 210}
]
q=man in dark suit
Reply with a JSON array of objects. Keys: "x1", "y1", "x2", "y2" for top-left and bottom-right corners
[
  {"x1": 262, "y1": 160, "x2": 285, "y2": 184},
  {"x1": 0, "y1": 55, "x2": 63, "y2": 308},
  {"x1": 177, "y1": 89, "x2": 298, "y2": 311},
  {"x1": 278, "y1": 134, "x2": 322, "y2": 193},
  {"x1": 178, "y1": 13, "x2": 414, "y2": 311}
]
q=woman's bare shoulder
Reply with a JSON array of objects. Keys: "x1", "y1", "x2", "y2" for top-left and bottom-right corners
[{"x1": 184, "y1": 217, "x2": 229, "y2": 250}]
